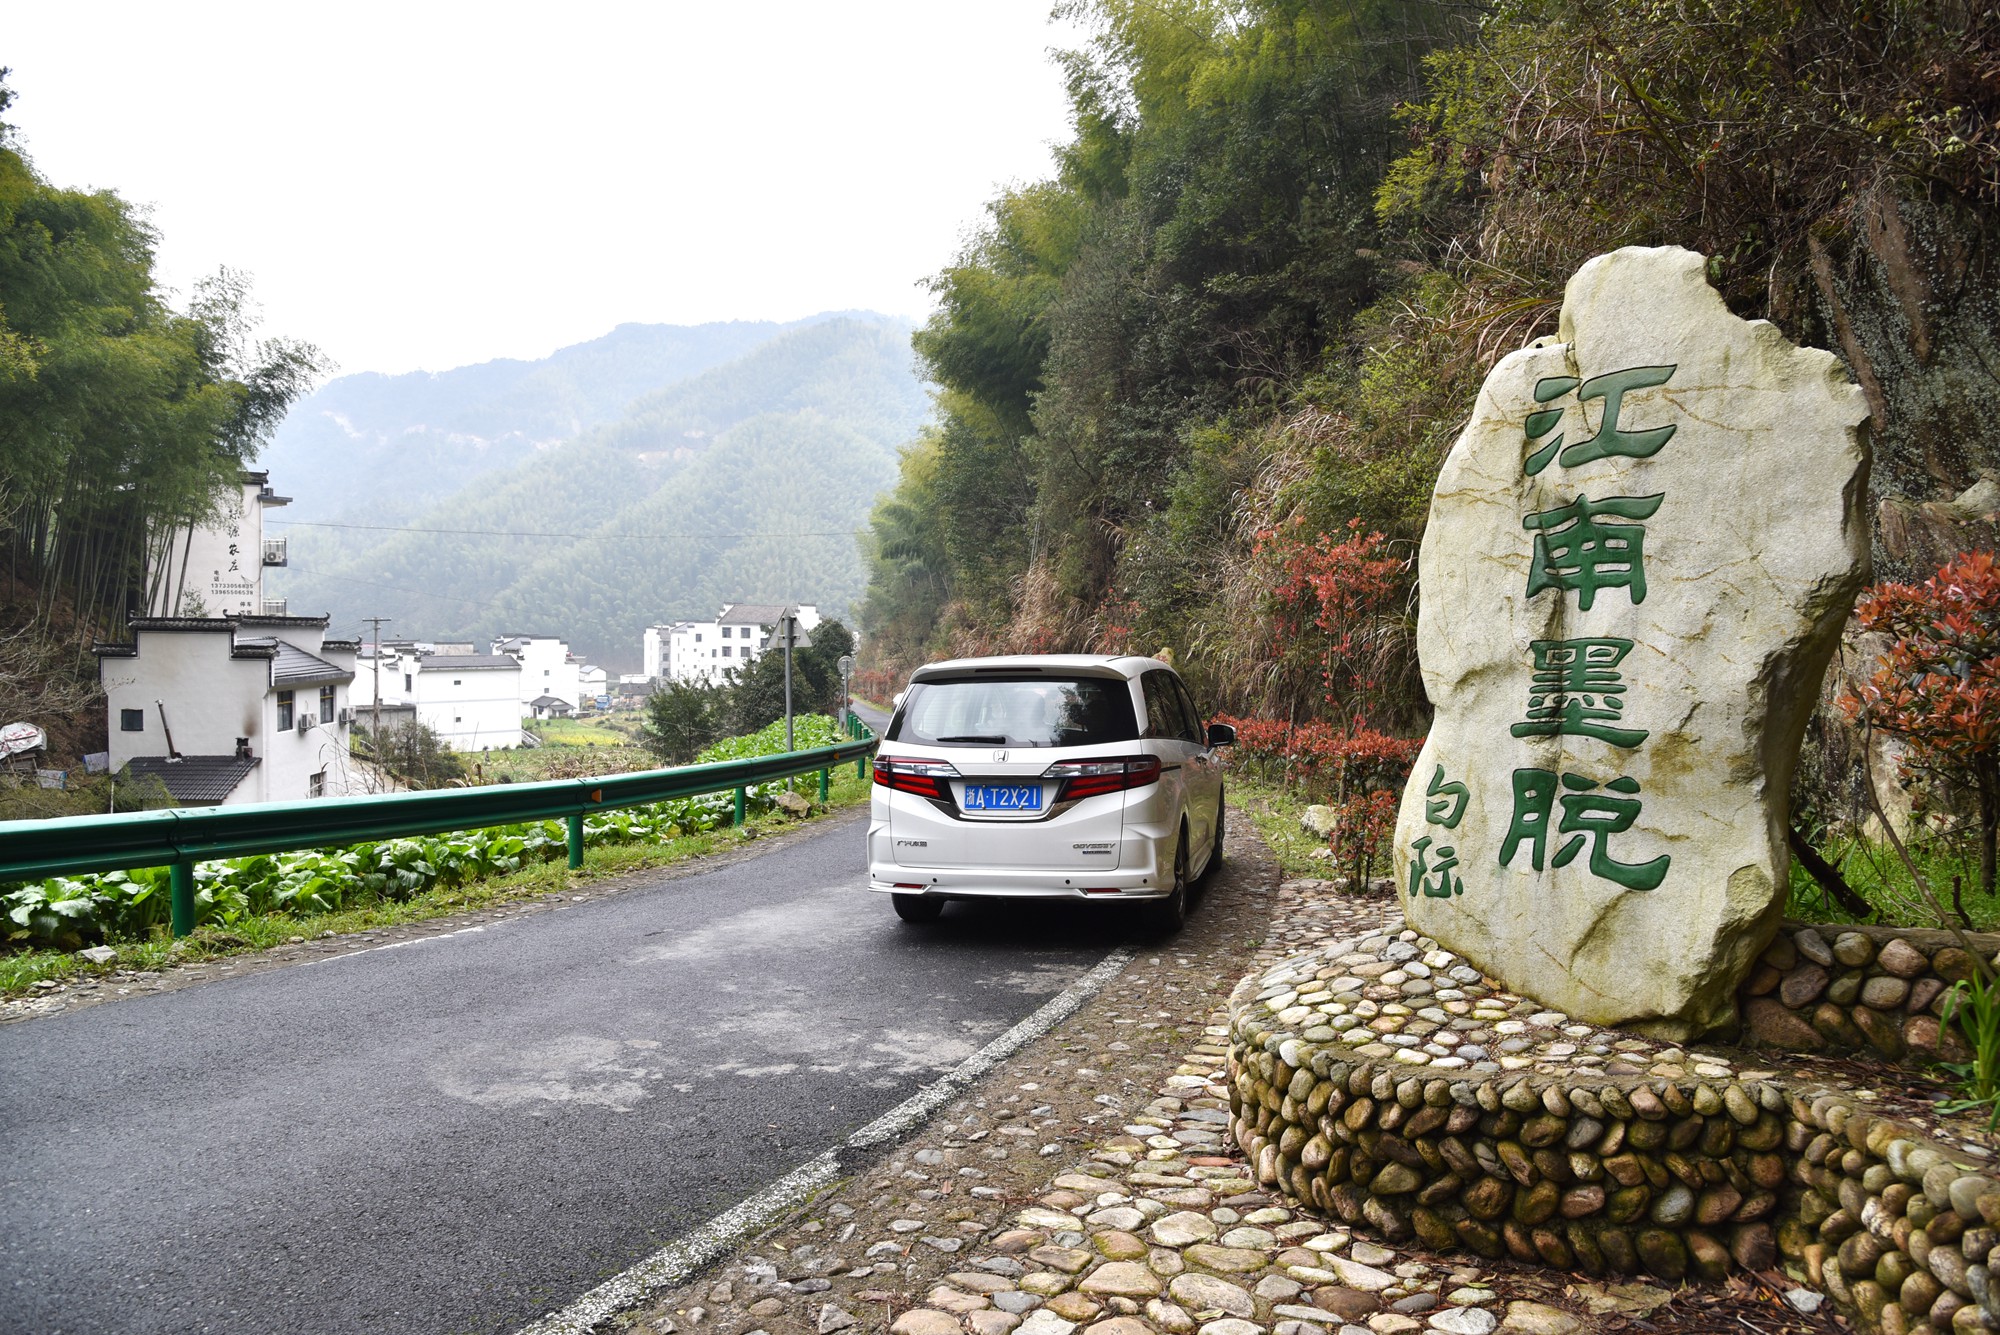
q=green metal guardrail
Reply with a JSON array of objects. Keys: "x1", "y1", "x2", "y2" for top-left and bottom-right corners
[{"x1": 0, "y1": 716, "x2": 877, "y2": 937}]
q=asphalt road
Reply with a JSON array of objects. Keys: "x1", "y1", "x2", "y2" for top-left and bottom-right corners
[{"x1": 0, "y1": 806, "x2": 1134, "y2": 1335}]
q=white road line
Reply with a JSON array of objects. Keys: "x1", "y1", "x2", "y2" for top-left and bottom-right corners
[{"x1": 513, "y1": 945, "x2": 1136, "y2": 1335}]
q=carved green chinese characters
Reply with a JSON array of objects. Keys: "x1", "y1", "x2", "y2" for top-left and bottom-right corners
[
  {"x1": 1424, "y1": 764, "x2": 1468, "y2": 827},
  {"x1": 1407, "y1": 834, "x2": 1463, "y2": 899},
  {"x1": 1523, "y1": 492, "x2": 1665, "y2": 609},
  {"x1": 1500, "y1": 769, "x2": 1670, "y2": 891},
  {"x1": 1511, "y1": 637, "x2": 1648, "y2": 747},
  {"x1": 1408, "y1": 765, "x2": 1471, "y2": 899},
  {"x1": 1394, "y1": 245, "x2": 1870, "y2": 1037}
]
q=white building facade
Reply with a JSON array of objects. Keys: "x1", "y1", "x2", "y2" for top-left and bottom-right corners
[
  {"x1": 492, "y1": 635, "x2": 581, "y2": 714},
  {"x1": 147, "y1": 471, "x2": 293, "y2": 618},
  {"x1": 96, "y1": 614, "x2": 361, "y2": 805},
  {"x1": 647, "y1": 603, "x2": 822, "y2": 686},
  {"x1": 352, "y1": 645, "x2": 524, "y2": 751}
]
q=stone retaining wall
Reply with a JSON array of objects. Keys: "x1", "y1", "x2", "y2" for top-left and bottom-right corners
[
  {"x1": 1739, "y1": 921, "x2": 2000, "y2": 1065},
  {"x1": 1227, "y1": 923, "x2": 2000, "y2": 1332},
  {"x1": 1787, "y1": 1091, "x2": 2000, "y2": 1332}
]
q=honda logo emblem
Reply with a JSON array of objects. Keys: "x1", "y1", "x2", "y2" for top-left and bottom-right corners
[{"x1": 992, "y1": 749, "x2": 1009, "y2": 763}]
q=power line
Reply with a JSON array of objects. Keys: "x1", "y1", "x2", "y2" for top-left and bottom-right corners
[
  {"x1": 268, "y1": 519, "x2": 860, "y2": 540},
  {"x1": 282, "y1": 564, "x2": 501, "y2": 611}
]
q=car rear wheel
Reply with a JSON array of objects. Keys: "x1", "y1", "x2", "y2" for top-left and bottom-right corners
[
  {"x1": 892, "y1": 893, "x2": 944, "y2": 923},
  {"x1": 1147, "y1": 826, "x2": 1190, "y2": 934}
]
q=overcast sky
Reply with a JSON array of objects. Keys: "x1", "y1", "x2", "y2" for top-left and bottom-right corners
[{"x1": 5, "y1": 2, "x2": 1086, "y2": 377}]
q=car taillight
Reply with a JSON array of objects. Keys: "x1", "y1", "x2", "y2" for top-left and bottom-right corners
[
  {"x1": 873, "y1": 755, "x2": 961, "y2": 800},
  {"x1": 1042, "y1": 755, "x2": 1162, "y2": 801}
]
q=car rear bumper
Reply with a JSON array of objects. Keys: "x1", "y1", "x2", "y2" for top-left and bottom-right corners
[
  {"x1": 865, "y1": 868, "x2": 1174, "y2": 900},
  {"x1": 866, "y1": 815, "x2": 1173, "y2": 900}
]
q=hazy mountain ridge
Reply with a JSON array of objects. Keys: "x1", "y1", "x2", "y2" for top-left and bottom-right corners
[
  {"x1": 262, "y1": 315, "x2": 865, "y2": 522},
  {"x1": 269, "y1": 314, "x2": 928, "y2": 670}
]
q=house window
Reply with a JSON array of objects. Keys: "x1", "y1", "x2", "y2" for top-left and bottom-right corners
[
  {"x1": 454, "y1": 715, "x2": 462, "y2": 723},
  {"x1": 544, "y1": 669, "x2": 551, "y2": 676},
  {"x1": 722, "y1": 626, "x2": 731, "y2": 638},
  {"x1": 277, "y1": 690, "x2": 295, "y2": 730},
  {"x1": 319, "y1": 685, "x2": 335, "y2": 722},
  {"x1": 694, "y1": 633, "x2": 702, "y2": 642},
  {"x1": 722, "y1": 646, "x2": 732, "y2": 657},
  {"x1": 404, "y1": 673, "x2": 413, "y2": 691},
  {"x1": 454, "y1": 679, "x2": 463, "y2": 686},
  {"x1": 120, "y1": 709, "x2": 144, "y2": 732},
  {"x1": 309, "y1": 770, "x2": 325, "y2": 798}
]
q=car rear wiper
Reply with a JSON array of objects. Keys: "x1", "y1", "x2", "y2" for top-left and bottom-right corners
[{"x1": 935, "y1": 734, "x2": 1007, "y2": 744}]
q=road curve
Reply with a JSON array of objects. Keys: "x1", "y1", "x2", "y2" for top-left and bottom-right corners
[{"x1": 0, "y1": 808, "x2": 1136, "y2": 1335}]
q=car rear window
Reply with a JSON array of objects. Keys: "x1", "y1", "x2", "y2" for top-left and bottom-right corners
[{"x1": 890, "y1": 675, "x2": 1140, "y2": 748}]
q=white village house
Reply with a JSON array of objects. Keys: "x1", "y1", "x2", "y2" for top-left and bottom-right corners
[
  {"x1": 147, "y1": 470, "x2": 293, "y2": 618},
  {"x1": 492, "y1": 634, "x2": 582, "y2": 715},
  {"x1": 96, "y1": 615, "x2": 362, "y2": 806},
  {"x1": 642, "y1": 603, "x2": 821, "y2": 686},
  {"x1": 351, "y1": 644, "x2": 524, "y2": 751},
  {"x1": 99, "y1": 469, "x2": 371, "y2": 805}
]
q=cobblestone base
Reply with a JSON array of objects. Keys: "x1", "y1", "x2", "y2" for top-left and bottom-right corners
[{"x1": 1226, "y1": 918, "x2": 2000, "y2": 1333}]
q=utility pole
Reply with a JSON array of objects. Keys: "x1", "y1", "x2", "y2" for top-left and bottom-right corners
[
  {"x1": 780, "y1": 609, "x2": 795, "y2": 754},
  {"x1": 363, "y1": 616, "x2": 391, "y2": 760}
]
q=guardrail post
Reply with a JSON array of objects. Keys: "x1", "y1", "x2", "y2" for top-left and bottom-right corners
[
  {"x1": 818, "y1": 767, "x2": 829, "y2": 803},
  {"x1": 567, "y1": 814, "x2": 584, "y2": 869},
  {"x1": 733, "y1": 786, "x2": 746, "y2": 826},
  {"x1": 169, "y1": 858, "x2": 195, "y2": 938}
]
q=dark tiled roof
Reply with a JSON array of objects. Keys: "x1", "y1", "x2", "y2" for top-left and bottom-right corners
[
  {"x1": 127, "y1": 617, "x2": 236, "y2": 633},
  {"x1": 125, "y1": 755, "x2": 258, "y2": 804},
  {"x1": 529, "y1": 694, "x2": 573, "y2": 709},
  {"x1": 93, "y1": 643, "x2": 137, "y2": 658},
  {"x1": 421, "y1": 654, "x2": 519, "y2": 670},
  {"x1": 717, "y1": 603, "x2": 791, "y2": 625},
  {"x1": 271, "y1": 640, "x2": 353, "y2": 686},
  {"x1": 235, "y1": 614, "x2": 330, "y2": 629},
  {"x1": 321, "y1": 639, "x2": 360, "y2": 653}
]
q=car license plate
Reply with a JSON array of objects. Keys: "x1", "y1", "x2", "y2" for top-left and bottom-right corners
[{"x1": 963, "y1": 783, "x2": 1043, "y2": 812}]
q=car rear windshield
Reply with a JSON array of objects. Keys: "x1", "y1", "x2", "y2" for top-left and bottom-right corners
[{"x1": 890, "y1": 675, "x2": 1139, "y2": 748}]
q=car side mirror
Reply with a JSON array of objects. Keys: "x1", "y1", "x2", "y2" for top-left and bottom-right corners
[{"x1": 1206, "y1": 722, "x2": 1237, "y2": 748}]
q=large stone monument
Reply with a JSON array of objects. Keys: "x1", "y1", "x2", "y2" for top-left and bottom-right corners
[{"x1": 1393, "y1": 246, "x2": 1870, "y2": 1039}]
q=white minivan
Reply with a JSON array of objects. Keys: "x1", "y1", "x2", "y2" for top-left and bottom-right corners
[{"x1": 866, "y1": 654, "x2": 1235, "y2": 931}]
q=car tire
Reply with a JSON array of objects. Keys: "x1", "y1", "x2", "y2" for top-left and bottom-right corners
[
  {"x1": 1147, "y1": 826, "x2": 1190, "y2": 935},
  {"x1": 892, "y1": 893, "x2": 944, "y2": 923}
]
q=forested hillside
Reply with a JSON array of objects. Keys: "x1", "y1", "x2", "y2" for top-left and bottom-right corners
[
  {"x1": 861, "y1": 0, "x2": 1999, "y2": 745},
  {"x1": 276, "y1": 316, "x2": 927, "y2": 668}
]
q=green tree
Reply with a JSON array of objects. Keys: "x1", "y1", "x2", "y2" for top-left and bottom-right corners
[
  {"x1": 726, "y1": 618, "x2": 857, "y2": 734},
  {"x1": 0, "y1": 71, "x2": 326, "y2": 646},
  {"x1": 366, "y1": 720, "x2": 466, "y2": 790},
  {"x1": 641, "y1": 679, "x2": 726, "y2": 765}
]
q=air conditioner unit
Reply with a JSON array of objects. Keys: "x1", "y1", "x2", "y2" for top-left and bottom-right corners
[
  {"x1": 338, "y1": 707, "x2": 353, "y2": 726},
  {"x1": 296, "y1": 714, "x2": 311, "y2": 734}
]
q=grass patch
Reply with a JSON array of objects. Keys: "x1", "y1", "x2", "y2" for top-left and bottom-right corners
[
  {"x1": 475, "y1": 744, "x2": 658, "y2": 783},
  {"x1": 1787, "y1": 835, "x2": 1995, "y2": 931},
  {"x1": 529, "y1": 717, "x2": 641, "y2": 747},
  {"x1": 1228, "y1": 774, "x2": 1334, "y2": 880},
  {"x1": 4, "y1": 765, "x2": 873, "y2": 1000}
]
